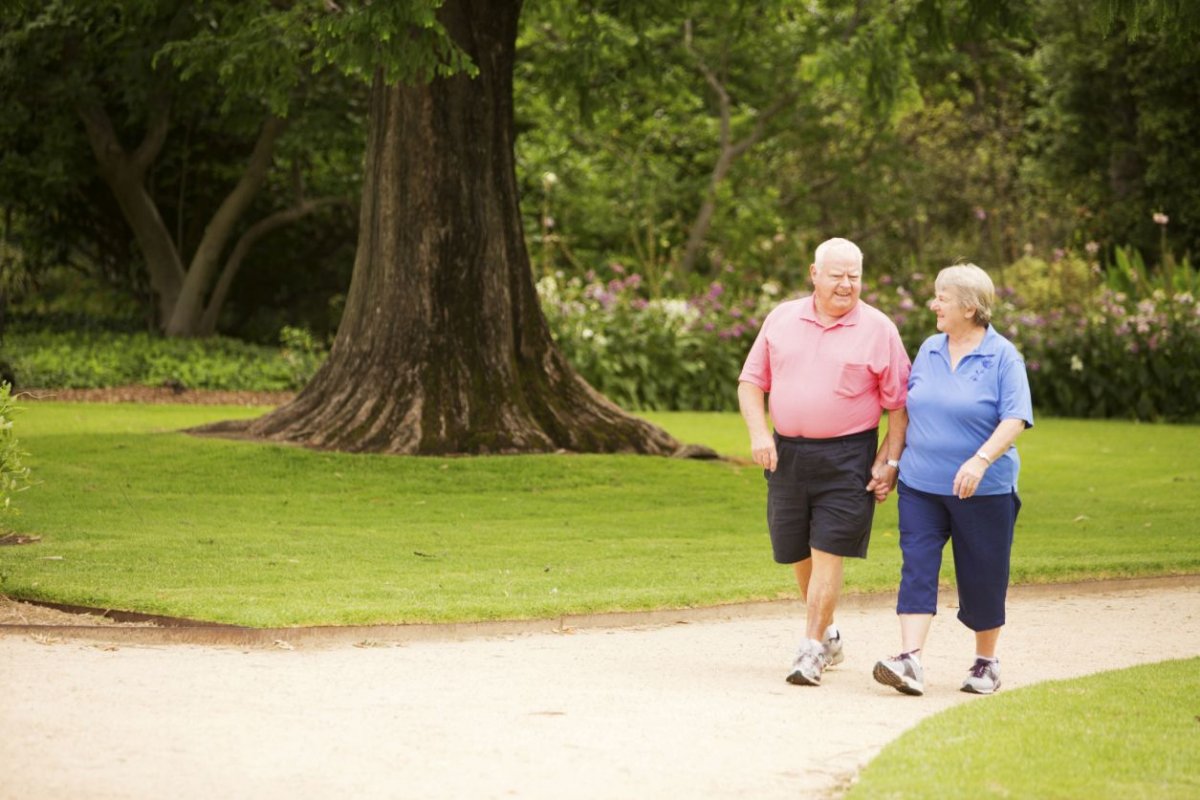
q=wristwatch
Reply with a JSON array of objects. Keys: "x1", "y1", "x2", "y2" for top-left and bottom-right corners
[
  {"x1": 885, "y1": 459, "x2": 900, "y2": 469},
  {"x1": 975, "y1": 450, "x2": 992, "y2": 465}
]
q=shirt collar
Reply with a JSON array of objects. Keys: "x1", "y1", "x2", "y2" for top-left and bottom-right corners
[
  {"x1": 933, "y1": 325, "x2": 1001, "y2": 358},
  {"x1": 797, "y1": 295, "x2": 861, "y2": 328}
]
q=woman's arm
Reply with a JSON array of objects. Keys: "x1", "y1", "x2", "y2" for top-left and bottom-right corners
[{"x1": 952, "y1": 417, "x2": 1028, "y2": 500}]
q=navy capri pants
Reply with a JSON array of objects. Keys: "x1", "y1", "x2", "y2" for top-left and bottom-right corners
[{"x1": 896, "y1": 481, "x2": 1022, "y2": 632}]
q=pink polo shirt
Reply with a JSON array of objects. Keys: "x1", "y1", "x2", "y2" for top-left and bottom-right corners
[{"x1": 739, "y1": 296, "x2": 910, "y2": 438}]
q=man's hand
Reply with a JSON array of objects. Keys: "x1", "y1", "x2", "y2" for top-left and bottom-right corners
[
  {"x1": 751, "y1": 432, "x2": 778, "y2": 472},
  {"x1": 865, "y1": 462, "x2": 898, "y2": 503}
]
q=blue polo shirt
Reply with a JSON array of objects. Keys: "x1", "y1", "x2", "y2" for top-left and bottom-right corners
[{"x1": 900, "y1": 326, "x2": 1034, "y2": 496}]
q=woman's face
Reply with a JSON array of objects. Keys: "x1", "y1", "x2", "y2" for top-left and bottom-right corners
[{"x1": 929, "y1": 286, "x2": 974, "y2": 335}]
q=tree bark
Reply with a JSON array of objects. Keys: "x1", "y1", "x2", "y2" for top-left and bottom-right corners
[
  {"x1": 197, "y1": 197, "x2": 346, "y2": 336},
  {"x1": 78, "y1": 101, "x2": 185, "y2": 324},
  {"x1": 194, "y1": 0, "x2": 689, "y2": 457},
  {"x1": 165, "y1": 116, "x2": 289, "y2": 336}
]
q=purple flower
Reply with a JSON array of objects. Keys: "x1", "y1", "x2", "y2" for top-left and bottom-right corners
[
  {"x1": 974, "y1": 207, "x2": 987, "y2": 221},
  {"x1": 610, "y1": 262, "x2": 626, "y2": 275},
  {"x1": 1028, "y1": 360, "x2": 1041, "y2": 372}
]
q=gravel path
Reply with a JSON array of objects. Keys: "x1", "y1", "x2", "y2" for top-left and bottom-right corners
[{"x1": 1, "y1": 577, "x2": 1197, "y2": 800}]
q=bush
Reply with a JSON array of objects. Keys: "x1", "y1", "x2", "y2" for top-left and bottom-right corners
[
  {"x1": 540, "y1": 254, "x2": 1200, "y2": 422},
  {"x1": 996, "y1": 252, "x2": 1200, "y2": 422},
  {"x1": 539, "y1": 268, "x2": 784, "y2": 411},
  {"x1": 4, "y1": 328, "x2": 326, "y2": 392},
  {"x1": 0, "y1": 383, "x2": 33, "y2": 518}
]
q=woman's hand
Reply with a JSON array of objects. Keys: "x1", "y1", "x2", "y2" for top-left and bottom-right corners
[
  {"x1": 953, "y1": 456, "x2": 988, "y2": 499},
  {"x1": 866, "y1": 462, "x2": 898, "y2": 503}
]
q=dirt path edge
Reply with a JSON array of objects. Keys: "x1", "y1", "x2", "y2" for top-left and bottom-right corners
[{"x1": 3, "y1": 574, "x2": 1196, "y2": 649}]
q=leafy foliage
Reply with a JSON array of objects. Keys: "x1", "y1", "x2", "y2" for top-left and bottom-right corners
[
  {"x1": 0, "y1": 382, "x2": 33, "y2": 518},
  {"x1": 5, "y1": 327, "x2": 325, "y2": 391}
]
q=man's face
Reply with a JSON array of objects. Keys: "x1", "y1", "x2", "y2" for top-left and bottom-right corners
[{"x1": 809, "y1": 256, "x2": 862, "y2": 318}]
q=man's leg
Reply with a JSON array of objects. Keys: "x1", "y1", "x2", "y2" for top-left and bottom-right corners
[
  {"x1": 792, "y1": 558, "x2": 811, "y2": 595},
  {"x1": 804, "y1": 548, "x2": 844, "y2": 642}
]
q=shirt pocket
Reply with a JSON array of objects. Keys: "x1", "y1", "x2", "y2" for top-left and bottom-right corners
[{"x1": 835, "y1": 363, "x2": 876, "y2": 398}]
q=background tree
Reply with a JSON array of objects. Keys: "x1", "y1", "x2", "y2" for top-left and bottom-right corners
[
  {"x1": 1026, "y1": 0, "x2": 1200, "y2": 261},
  {"x1": 0, "y1": 1, "x2": 360, "y2": 336},
  {"x1": 198, "y1": 0, "x2": 686, "y2": 456}
]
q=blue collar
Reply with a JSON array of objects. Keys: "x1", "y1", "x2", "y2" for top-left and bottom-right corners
[{"x1": 933, "y1": 325, "x2": 1002, "y2": 363}]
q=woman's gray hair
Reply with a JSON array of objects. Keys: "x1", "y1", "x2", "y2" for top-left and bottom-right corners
[{"x1": 936, "y1": 264, "x2": 995, "y2": 326}]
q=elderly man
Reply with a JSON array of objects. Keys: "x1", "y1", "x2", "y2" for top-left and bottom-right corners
[{"x1": 738, "y1": 237, "x2": 910, "y2": 686}]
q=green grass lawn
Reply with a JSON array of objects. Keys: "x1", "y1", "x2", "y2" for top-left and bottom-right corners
[
  {"x1": 1, "y1": 403, "x2": 1197, "y2": 626},
  {"x1": 847, "y1": 656, "x2": 1200, "y2": 799}
]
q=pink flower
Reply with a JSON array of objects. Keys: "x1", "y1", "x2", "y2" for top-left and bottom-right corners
[
  {"x1": 974, "y1": 207, "x2": 987, "y2": 221},
  {"x1": 1085, "y1": 241, "x2": 1100, "y2": 256}
]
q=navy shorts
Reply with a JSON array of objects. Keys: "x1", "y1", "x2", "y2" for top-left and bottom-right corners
[
  {"x1": 896, "y1": 481, "x2": 1022, "y2": 631},
  {"x1": 764, "y1": 428, "x2": 877, "y2": 563}
]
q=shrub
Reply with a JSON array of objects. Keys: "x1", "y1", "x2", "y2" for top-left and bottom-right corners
[
  {"x1": 0, "y1": 383, "x2": 33, "y2": 518},
  {"x1": 998, "y1": 252, "x2": 1200, "y2": 422},
  {"x1": 539, "y1": 269, "x2": 786, "y2": 411},
  {"x1": 540, "y1": 254, "x2": 1200, "y2": 421},
  {"x1": 4, "y1": 329, "x2": 327, "y2": 392}
]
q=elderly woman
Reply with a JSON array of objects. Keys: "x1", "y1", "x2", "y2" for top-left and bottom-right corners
[{"x1": 873, "y1": 264, "x2": 1033, "y2": 696}]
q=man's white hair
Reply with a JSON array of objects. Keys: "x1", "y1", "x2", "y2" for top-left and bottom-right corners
[{"x1": 813, "y1": 238, "x2": 863, "y2": 272}]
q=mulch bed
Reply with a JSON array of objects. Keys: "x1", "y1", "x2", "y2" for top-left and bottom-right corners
[{"x1": 19, "y1": 386, "x2": 295, "y2": 406}]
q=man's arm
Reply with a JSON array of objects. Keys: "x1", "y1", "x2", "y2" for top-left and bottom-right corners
[
  {"x1": 866, "y1": 405, "x2": 908, "y2": 502},
  {"x1": 738, "y1": 381, "x2": 777, "y2": 472}
]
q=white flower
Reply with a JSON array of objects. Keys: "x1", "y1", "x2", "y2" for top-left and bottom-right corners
[
  {"x1": 1153, "y1": 211, "x2": 1169, "y2": 226},
  {"x1": 1070, "y1": 355, "x2": 1084, "y2": 372},
  {"x1": 542, "y1": 172, "x2": 559, "y2": 189},
  {"x1": 581, "y1": 328, "x2": 594, "y2": 339},
  {"x1": 761, "y1": 280, "x2": 781, "y2": 297},
  {"x1": 652, "y1": 298, "x2": 696, "y2": 321}
]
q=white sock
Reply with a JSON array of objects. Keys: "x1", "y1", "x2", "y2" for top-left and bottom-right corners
[{"x1": 824, "y1": 623, "x2": 839, "y2": 641}]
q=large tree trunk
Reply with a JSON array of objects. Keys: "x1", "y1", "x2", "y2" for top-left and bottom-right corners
[{"x1": 195, "y1": 0, "x2": 687, "y2": 456}]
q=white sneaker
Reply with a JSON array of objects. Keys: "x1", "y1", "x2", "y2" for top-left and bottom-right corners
[
  {"x1": 823, "y1": 629, "x2": 844, "y2": 667},
  {"x1": 786, "y1": 640, "x2": 825, "y2": 686},
  {"x1": 873, "y1": 652, "x2": 925, "y2": 696},
  {"x1": 961, "y1": 658, "x2": 1001, "y2": 694}
]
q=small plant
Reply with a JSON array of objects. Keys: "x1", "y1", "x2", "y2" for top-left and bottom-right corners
[{"x1": 0, "y1": 382, "x2": 33, "y2": 518}]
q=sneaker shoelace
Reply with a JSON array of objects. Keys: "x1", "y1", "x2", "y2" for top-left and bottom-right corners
[{"x1": 969, "y1": 659, "x2": 993, "y2": 678}]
